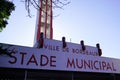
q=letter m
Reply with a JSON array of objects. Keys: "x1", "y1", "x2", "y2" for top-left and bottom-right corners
[{"x1": 67, "y1": 58, "x2": 75, "y2": 68}]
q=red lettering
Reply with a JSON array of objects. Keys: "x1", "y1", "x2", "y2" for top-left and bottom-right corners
[
  {"x1": 20, "y1": 52, "x2": 27, "y2": 65},
  {"x1": 99, "y1": 61, "x2": 102, "y2": 70},
  {"x1": 62, "y1": 47, "x2": 69, "y2": 52},
  {"x1": 44, "y1": 44, "x2": 60, "y2": 51},
  {"x1": 27, "y1": 54, "x2": 38, "y2": 66},
  {"x1": 50, "y1": 56, "x2": 56, "y2": 67},
  {"x1": 106, "y1": 62, "x2": 112, "y2": 71},
  {"x1": 55, "y1": 46, "x2": 59, "y2": 51},
  {"x1": 40, "y1": 55, "x2": 56, "y2": 67},
  {"x1": 112, "y1": 63, "x2": 116, "y2": 71},
  {"x1": 94, "y1": 61, "x2": 99, "y2": 70},
  {"x1": 8, "y1": 52, "x2": 17, "y2": 64},
  {"x1": 67, "y1": 58, "x2": 75, "y2": 68},
  {"x1": 76, "y1": 59, "x2": 83, "y2": 69},
  {"x1": 66, "y1": 58, "x2": 117, "y2": 72},
  {"x1": 40, "y1": 55, "x2": 49, "y2": 66},
  {"x1": 102, "y1": 61, "x2": 106, "y2": 70},
  {"x1": 72, "y1": 48, "x2": 79, "y2": 54},
  {"x1": 84, "y1": 60, "x2": 91, "y2": 69}
]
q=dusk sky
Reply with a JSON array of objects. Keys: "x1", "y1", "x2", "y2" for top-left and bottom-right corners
[{"x1": 0, "y1": 0, "x2": 120, "y2": 58}]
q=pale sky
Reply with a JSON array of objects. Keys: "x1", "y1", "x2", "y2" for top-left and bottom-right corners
[{"x1": 0, "y1": 0, "x2": 120, "y2": 59}]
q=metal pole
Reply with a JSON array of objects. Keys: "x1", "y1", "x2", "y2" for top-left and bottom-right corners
[
  {"x1": 72, "y1": 72, "x2": 74, "y2": 80},
  {"x1": 113, "y1": 74, "x2": 116, "y2": 80},
  {"x1": 24, "y1": 70, "x2": 27, "y2": 80}
]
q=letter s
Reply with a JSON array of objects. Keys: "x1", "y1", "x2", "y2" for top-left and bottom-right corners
[{"x1": 8, "y1": 52, "x2": 17, "y2": 64}]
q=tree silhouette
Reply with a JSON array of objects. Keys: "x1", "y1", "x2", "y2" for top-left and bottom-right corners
[{"x1": 0, "y1": 0, "x2": 15, "y2": 32}]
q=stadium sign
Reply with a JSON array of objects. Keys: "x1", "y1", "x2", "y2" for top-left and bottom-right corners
[{"x1": 0, "y1": 39, "x2": 120, "y2": 74}]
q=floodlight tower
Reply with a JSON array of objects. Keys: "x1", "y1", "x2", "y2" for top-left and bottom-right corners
[{"x1": 34, "y1": 0, "x2": 53, "y2": 47}]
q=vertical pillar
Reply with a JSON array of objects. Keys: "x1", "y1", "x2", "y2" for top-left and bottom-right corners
[{"x1": 34, "y1": 0, "x2": 53, "y2": 47}]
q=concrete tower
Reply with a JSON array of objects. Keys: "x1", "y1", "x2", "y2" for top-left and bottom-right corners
[{"x1": 34, "y1": 0, "x2": 53, "y2": 47}]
